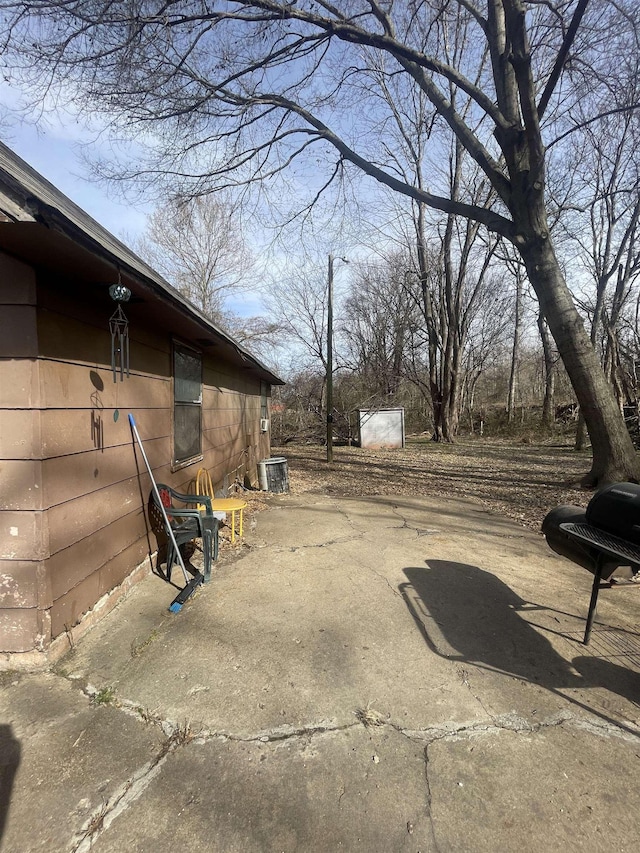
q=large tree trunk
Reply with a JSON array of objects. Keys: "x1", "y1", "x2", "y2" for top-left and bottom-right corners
[
  {"x1": 520, "y1": 236, "x2": 639, "y2": 485},
  {"x1": 430, "y1": 385, "x2": 444, "y2": 442},
  {"x1": 441, "y1": 330, "x2": 462, "y2": 441},
  {"x1": 493, "y1": 0, "x2": 636, "y2": 485}
]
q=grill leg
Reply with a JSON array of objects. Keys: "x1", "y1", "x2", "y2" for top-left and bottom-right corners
[{"x1": 584, "y1": 556, "x2": 605, "y2": 644}]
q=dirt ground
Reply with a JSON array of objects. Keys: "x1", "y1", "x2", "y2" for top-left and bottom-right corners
[{"x1": 273, "y1": 437, "x2": 594, "y2": 532}]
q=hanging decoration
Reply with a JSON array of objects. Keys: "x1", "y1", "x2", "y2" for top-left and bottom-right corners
[{"x1": 108, "y1": 270, "x2": 131, "y2": 382}]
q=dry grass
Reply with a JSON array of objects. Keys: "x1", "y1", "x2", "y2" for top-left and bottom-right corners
[{"x1": 275, "y1": 437, "x2": 594, "y2": 531}]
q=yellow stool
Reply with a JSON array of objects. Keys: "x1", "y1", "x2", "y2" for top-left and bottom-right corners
[{"x1": 210, "y1": 498, "x2": 248, "y2": 543}]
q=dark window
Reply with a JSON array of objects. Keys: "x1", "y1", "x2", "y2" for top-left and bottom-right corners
[
  {"x1": 174, "y1": 343, "x2": 202, "y2": 464},
  {"x1": 260, "y1": 381, "x2": 269, "y2": 420}
]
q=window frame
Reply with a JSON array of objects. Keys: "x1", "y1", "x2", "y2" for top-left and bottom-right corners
[
  {"x1": 172, "y1": 340, "x2": 204, "y2": 469},
  {"x1": 260, "y1": 380, "x2": 269, "y2": 421}
]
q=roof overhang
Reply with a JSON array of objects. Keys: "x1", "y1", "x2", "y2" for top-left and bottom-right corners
[{"x1": 0, "y1": 141, "x2": 284, "y2": 386}]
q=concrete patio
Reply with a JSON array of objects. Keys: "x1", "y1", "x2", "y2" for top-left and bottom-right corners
[{"x1": 1, "y1": 490, "x2": 639, "y2": 852}]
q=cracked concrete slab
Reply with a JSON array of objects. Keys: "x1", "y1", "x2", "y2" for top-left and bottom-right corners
[
  {"x1": 88, "y1": 726, "x2": 435, "y2": 853},
  {"x1": 427, "y1": 724, "x2": 640, "y2": 852},
  {"x1": 2, "y1": 490, "x2": 639, "y2": 851},
  {"x1": 60, "y1": 532, "x2": 487, "y2": 733},
  {"x1": 0, "y1": 674, "x2": 165, "y2": 853}
]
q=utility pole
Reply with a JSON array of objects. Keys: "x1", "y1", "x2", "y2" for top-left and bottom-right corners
[{"x1": 326, "y1": 253, "x2": 347, "y2": 463}]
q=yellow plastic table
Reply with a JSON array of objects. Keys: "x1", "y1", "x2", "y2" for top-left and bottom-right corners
[{"x1": 211, "y1": 498, "x2": 248, "y2": 543}]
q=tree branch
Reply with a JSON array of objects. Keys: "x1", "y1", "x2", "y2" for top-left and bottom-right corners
[
  {"x1": 248, "y1": 92, "x2": 514, "y2": 239},
  {"x1": 537, "y1": 0, "x2": 590, "y2": 120}
]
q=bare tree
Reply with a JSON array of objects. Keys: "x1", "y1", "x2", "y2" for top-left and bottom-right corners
[
  {"x1": 356, "y1": 10, "x2": 503, "y2": 443},
  {"x1": 135, "y1": 195, "x2": 252, "y2": 323},
  {"x1": 497, "y1": 249, "x2": 536, "y2": 424},
  {"x1": 559, "y1": 70, "x2": 640, "y2": 448},
  {"x1": 132, "y1": 193, "x2": 281, "y2": 361},
  {"x1": 458, "y1": 271, "x2": 514, "y2": 424},
  {"x1": 266, "y1": 268, "x2": 330, "y2": 376},
  {"x1": 271, "y1": 368, "x2": 326, "y2": 444},
  {"x1": 342, "y1": 255, "x2": 415, "y2": 401},
  {"x1": 3, "y1": 0, "x2": 639, "y2": 482}
]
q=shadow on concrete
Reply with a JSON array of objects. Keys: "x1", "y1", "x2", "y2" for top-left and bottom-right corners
[
  {"x1": 400, "y1": 560, "x2": 640, "y2": 727},
  {"x1": 0, "y1": 724, "x2": 21, "y2": 844},
  {"x1": 572, "y1": 655, "x2": 640, "y2": 704},
  {"x1": 401, "y1": 561, "x2": 576, "y2": 687}
]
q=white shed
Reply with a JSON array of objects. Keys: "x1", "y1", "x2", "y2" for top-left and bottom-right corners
[{"x1": 357, "y1": 408, "x2": 405, "y2": 449}]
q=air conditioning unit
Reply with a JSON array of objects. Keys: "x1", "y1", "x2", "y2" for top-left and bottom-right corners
[{"x1": 260, "y1": 418, "x2": 270, "y2": 433}]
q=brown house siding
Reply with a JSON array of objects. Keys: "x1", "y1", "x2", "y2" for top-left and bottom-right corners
[
  {"x1": 1, "y1": 250, "x2": 272, "y2": 658},
  {"x1": 0, "y1": 254, "x2": 49, "y2": 653}
]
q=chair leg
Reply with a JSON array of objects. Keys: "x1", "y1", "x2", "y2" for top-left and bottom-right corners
[
  {"x1": 202, "y1": 531, "x2": 212, "y2": 583},
  {"x1": 165, "y1": 544, "x2": 176, "y2": 584},
  {"x1": 584, "y1": 557, "x2": 605, "y2": 644}
]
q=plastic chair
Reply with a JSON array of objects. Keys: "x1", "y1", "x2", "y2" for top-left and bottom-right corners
[
  {"x1": 195, "y1": 467, "x2": 215, "y2": 510},
  {"x1": 148, "y1": 484, "x2": 219, "y2": 583}
]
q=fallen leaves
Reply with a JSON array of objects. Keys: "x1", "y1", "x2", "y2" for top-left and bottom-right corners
[{"x1": 276, "y1": 438, "x2": 592, "y2": 531}]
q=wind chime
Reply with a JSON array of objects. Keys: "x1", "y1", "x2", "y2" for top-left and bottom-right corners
[{"x1": 108, "y1": 270, "x2": 131, "y2": 382}]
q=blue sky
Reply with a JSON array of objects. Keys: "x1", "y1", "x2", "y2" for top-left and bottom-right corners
[
  {"x1": 0, "y1": 78, "x2": 358, "y2": 331},
  {"x1": 0, "y1": 89, "x2": 271, "y2": 319},
  {"x1": 1, "y1": 108, "x2": 150, "y2": 239}
]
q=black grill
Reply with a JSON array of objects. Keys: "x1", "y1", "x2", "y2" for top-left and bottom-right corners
[
  {"x1": 560, "y1": 522, "x2": 640, "y2": 567},
  {"x1": 542, "y1": 489, "x2": 640, "y2": 644}
]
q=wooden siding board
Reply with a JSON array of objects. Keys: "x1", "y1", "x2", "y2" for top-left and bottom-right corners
[
  {"x1": 203, "y1": 364, "x2": 260, "y2": 395},
  {"x1": 202, "y1": 426, "x2": 244, "y2": 447},
  {"x1": 50, "y1": 570, "x2": 101, "y2": 639},
  {"x1": 0, "y1": 511, "x2": 48, "y2": 561},
  {"x1": 0, "y1": 607, "x2": 41, "y2": 653},
  {"x1": 38, "y1": 359, "x2": 171, "y2": 410},
  {"x1": 0, "y1": 252, "x2": 36, "y2": 303},
  {"x1": 204, "y1": 449, "x2": 253, "y2": 493},
  {"x1": 37, "y1": 281, "x2": 175, "y2": 358},
  {"x1": 258, "y1": 433, "x2": 270, "y2": 460},
  {"x1": 38, "y1": 309, "x2": 172, "y2": 381},
  {"x1": 0, "y1": 358, "x2": 42, "y2": 408},
  {"x1": 198, "y1": 380, "x2": 264, "y2": 491},
  {"x1": 46, "y1": 479, "x2": 144, "y2": 556},
  {"x1": 45, "y1": 460, "x2": 175, "y2": 555},
  {"x1": 0, "y1": 409, "x2": 41, "y2": 459},
  {"x1": 0, "y1": 561, "x2": 40, "y2": 608},
  {"x1": 211, "y1": 395, "x2": 262, "y2": 436},
  {"x1": 98, "y1": 538, "x2": 150, "y2": 600},
  {"x1": 1, "y1": 460, "x2": 43, "y2": 510},
  {"x1": 48, "y1": 509, "x2": 148, "y2": 602},
  {"x1": 42, "y1": 435, "x2": 171, "y2": 508},
  {"x1": 4, "y1": 422, "x2": 174, "y2": 519},
  {"x1": 40, "y1": 407, "x2": 171, "y2": 458},
  {"x1": 203, "y1": 399, "x2": 258, "y2": 420},
  {"x1": 0, "y1": 304, "x2": 38, "y2": 358},
  {"x1": 50, "y1": 538, "x2": 148, "y2": 639}
]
